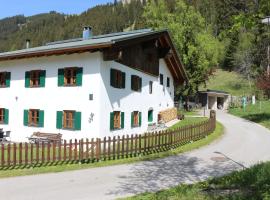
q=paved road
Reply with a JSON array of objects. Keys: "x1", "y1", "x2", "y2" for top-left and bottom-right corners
[{"x1": 1, "y1": 111, "x2": 270, "y2": 200}]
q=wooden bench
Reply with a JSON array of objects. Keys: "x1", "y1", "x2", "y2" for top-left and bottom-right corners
[{"x1": 28, "y1": 132, "x2": 62, "y2": 144}]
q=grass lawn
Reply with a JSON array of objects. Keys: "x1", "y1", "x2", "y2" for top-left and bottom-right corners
[
  {"x1": 124, "y1": 161, "x2": 270, "y2": 200},
  {"x1": 229, "y1": 101, "x2": 270, "y2": 129},
  {"x1": 169, "y1": 117, "x2": 207, "y2": 130},
  {"x1": 200, "y1": 69, "x2": 255, "y2": 96},
  {"x1": 0, "y1": 121, "x2": 223, "y2": 179}
]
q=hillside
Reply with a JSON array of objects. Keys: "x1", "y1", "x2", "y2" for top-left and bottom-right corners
[
  {"x1": 0, "y1": 1, "x2": 145, "y2": 52},
  {"x1": 200, "y1": 69, "x2": 256, "y2": 96}
]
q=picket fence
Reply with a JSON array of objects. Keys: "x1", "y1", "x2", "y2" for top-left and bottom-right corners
[{"x1": 0, "y1": 112, "x2": 216, "y2": 168}]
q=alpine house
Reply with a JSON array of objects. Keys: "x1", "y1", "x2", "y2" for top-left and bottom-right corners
[{"x1": 0, "y1": 28, "x2": 188, "y2": 141}]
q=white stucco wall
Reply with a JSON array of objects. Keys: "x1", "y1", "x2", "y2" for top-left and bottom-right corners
[
  {"x1": 99, "y1": 57, "x2": 175, "y2": 137},
  {"x1": 0, "y1": 51, "x2": 175, "y2": 141},
  {"x1": 0, "y1": 52, "x2": 102, "y2": 142}
]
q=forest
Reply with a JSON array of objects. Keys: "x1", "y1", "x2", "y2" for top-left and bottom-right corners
[{"x1": 0, "y1": 0, "x2": 269, "y2": 98}]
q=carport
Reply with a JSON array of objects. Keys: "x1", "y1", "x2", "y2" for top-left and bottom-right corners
[{"x1": 198, "y1": 90, "x2": 230, "y2": 110}]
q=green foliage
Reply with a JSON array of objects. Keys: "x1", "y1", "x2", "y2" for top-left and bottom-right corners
[
  {"x1": 0, "y1": 1, "x2": 145, "y2": 52},
  {"x1": 143, "y1": 0, "x2": 224, "y2": 97}
]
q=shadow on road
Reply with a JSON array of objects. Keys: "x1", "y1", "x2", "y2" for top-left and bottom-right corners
[{"x1": 106, "y1": 153, "x2": 241, "y2": 197}]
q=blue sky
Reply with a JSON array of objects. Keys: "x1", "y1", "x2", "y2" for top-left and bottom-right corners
[{"x1": 0, "y1": 0, "x2": 114, "y2": 19}]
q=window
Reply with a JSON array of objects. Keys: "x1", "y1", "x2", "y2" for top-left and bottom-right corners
[
  {"x1": 149, "y1": 81, "x2": 153, "y2": 94},
  {"x1": 29, "y1": 109, "x2": 39, "y2": 126},
  {"x1": 167, "y1": 77, "x2": 170, "y2": 87},
  {"x1": 58, "y1": 67, "x2": 83, "y2": 87},
  {"x1": 110, "y1": 68, "x2": 125, "y2": 89},
  {"x1": 25, "y1": 70, "x2": 46, "y2": 88},
  {"x1": 160, "y1": 74, "x2": 163, "y2": 85},
  {"x1": 24, "y1": 109, "x2": 44, "y2": 127},
  {"x1": 64, "y1": 68, "x2": 76, "y2": 85},
  {"x1": 110, "y1": 111, "x2": 124, "y2": 130},
  {"x1": 56, "y1": 110, "x2": 81, "y2": 130},
  {"x1": 131, "y1": 75, "x2": 142, "y2": 92},
  {"x1": 131, "y1": 111, "x2": 141, "y2": 127},
  {"x1": 0, "y1": 72, "x2": 11, "y2": 88},
  {"x1": 30, "y1": 70, "x2": 41, "y2": 87},
  {"x1": 0, "y1": 108, "x2": 8, "y2": 124},
  {"x1": 63, "y1": 111, "x2": 75, "y2": 129}
]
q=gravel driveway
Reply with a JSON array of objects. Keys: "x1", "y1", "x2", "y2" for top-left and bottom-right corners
[{"x1": 1, "y1": 111, "x2": 270, "y2": 200}]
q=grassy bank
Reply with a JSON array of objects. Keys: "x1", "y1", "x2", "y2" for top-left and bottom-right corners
[
  {"x1": 124, "y1": 161, "x2": 270, "y2": 200},
  {"x1": 229, "y1": 101, "x2": 270, "y2": 129},
  {"x1": 0, "y1": 120, "x2": 223, "y2": 179},
  {"x1": 200, "y1": 69, "x2": 255, "y2": 96}
]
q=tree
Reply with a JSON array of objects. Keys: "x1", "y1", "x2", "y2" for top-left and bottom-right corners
[{"x1": 143, "y1": 0, "x2": 223, "y2": 107}]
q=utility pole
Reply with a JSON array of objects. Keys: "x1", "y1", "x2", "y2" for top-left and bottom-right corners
[{"x1": 262, "y1": 17, "x2": 270, "y2": 76}]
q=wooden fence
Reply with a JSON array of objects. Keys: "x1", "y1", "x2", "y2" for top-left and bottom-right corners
[{"x1": 0, "y1": 112, "x2": 216, "y2": 168}]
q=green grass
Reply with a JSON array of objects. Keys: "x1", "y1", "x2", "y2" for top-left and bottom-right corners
[
  {"x1": 200, "y1": 69, "x2": 256, "y2": 96},
  {"x1": 229, "y1": 100, "x2": 270, "y2": 129},
  {"x1": 124, "y1": 161, "x2": 270, "y2": 200},
  {"x1": 0, "y1": 122, "x2": 223, "y2": 179},
  {"x1": 169, "y1": 117, "x2": 207, "y2": 130}
]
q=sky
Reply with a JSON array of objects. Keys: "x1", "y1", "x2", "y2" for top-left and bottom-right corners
[{"x1": 0, "y1": 0, "x2": 114, "y2": 20}]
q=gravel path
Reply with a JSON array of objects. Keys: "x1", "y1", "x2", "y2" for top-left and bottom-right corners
[{"x1": 1, "y1": 111, "x2": 270, "y2": 200}]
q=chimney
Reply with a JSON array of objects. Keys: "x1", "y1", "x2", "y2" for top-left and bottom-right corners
[
  {"x1": 26, "y1": 39, "x2": 30, "y2": 49},
  {"x1": 83, "y1": 26, "x2": 92, "y2": 40}
]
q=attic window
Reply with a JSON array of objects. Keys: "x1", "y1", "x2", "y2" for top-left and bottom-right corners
[
  {"x1": 131, "y1": 75, "x2": 142, "y2": 92},
  {"x1": 110, "y1": 68, "x2": 125, "y2": 89}
]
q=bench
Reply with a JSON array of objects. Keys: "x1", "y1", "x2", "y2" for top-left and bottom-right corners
[{"x1": 28, "y1": 132, "x2": 62, "y2": 144}]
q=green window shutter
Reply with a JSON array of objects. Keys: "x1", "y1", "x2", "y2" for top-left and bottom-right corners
[
  {"x1": 139, "y1": 112, "x2": 142, "y2": 127},
  {"x1": 148, "y1": 110, "x2": 153, "y2": 122},
  {"x1": 110, "y1": 69, "x2": 116, "y2": 87},
  {"x1": 139, "y1": 77, "x2": 142, "y2": 91},
  {"x1": 75, "y1": 111, "x2": 81, "y2": 130},
  {"x1": 4, "y1": 109, "x2": 9, "y2": 124},
  {"x1": 56, "y1": 111, "x2": 63, "y2": 129},
  {"x1": 23, "y1": 109, "x2": 29, "y2": 126},
  {"x1": 121, "y1": 112, "x2": 124, "y2": 129},
  {"x1": 131, "y1": 75, "x2": 134, "y2": 90},
  {"x1": 58, "y1": 69, "x2": 64, "y2": 86},
  {"x1": 39, "y1": 110, "x2": 44, "y2": 127},
  {"x1": 40, "y1": 70, "x2": 46, "y2": 87},
  {"x1": 131, "y1": 112, "x2": 134, "y2": 127},
  {"x1": 121, "y1": 72, "x2": 125, "y2": 88},
  {"x1": 25, "y1": 71, "x2": 30, "y2": 88},
  {"x1": 110, "y1": 112, "x2": 114, "y2": 130},
  {"x1": 5, "y1": 72, "x2": 11, "y2": 87},
  {"x1": 76, "y1": 67, "x2": 83, "y2": 86}
]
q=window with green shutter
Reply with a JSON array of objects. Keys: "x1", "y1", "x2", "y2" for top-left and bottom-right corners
[
  {"x1": 4, "y1": 109, "x2": 9, "y2": 124},
  {"x1": 121, "y1": 112, "x2": 124, "y2": 129},
  {"x1": 110, "y1": 68, "x2": 125, "y2": 89},
  {"x1": 0, "y1": 108, "x2": 8, "y2": 124},
  {"x1": 75, "y1": 111, "x2": 81, "y2": 130},
  {"x1": 23, "y1": 109, "x2": 29, "y2": 126},
  {"x1": 110, "y1": 112, "x2": 114, "y2": 130},
  {"x1": 58, "y1": 68, "x2": 64, "y2": 86},
  {"x1": 40, "y1": 70, "x2": 46, "y2": 87},
  {"x1": 56, "y1": 111, "x2": 63, "y2": 129},
  {"x1": 139, "y1": 112, "x2": 142, "y2": 127},
  {"x1": 5, "y1": 72, "x2": 11, "y2": 87},
  {"x1": 25, "y1": 71, "x2": 30, "y2": 88},
  {"x1": 131, "y1": 112, "x2": 134, "y2": 127},
  {"x1": 131, "y1": 75, "x2": 142, "y2": 92},
  {"x1": 0, "y1": 72, "x2": 11, "y2": 88},
  {"x1": 148, "y1": 110, "x2": 153, "y2": 122},
  {"x1": 131, "y1": 111, "x2": 140, "y2": 127},
  {"x1": 76, "y1": 68, "x2": 83, "y2": 86},
  {"x1": 39, "y1": 110, "x2": 44, "y2": 127}
]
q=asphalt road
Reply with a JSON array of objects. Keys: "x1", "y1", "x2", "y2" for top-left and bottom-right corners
[{"x1": 1, "y1": 111, "x2": 270, "y2": 200}]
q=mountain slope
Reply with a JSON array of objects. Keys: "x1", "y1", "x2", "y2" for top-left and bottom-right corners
[{"x1": 0, "y1": 1, "x2": 145, "y2": 52}]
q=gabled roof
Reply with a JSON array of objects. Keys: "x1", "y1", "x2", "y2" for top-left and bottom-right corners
[{"x1": 0, "y1": 29, "x2": 188, "y2": 83}]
